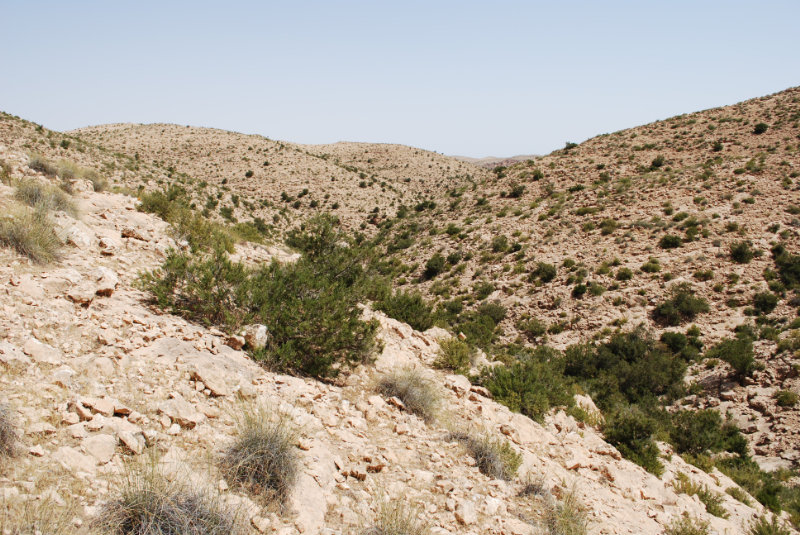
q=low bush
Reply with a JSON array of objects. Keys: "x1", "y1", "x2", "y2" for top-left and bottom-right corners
[
  {"x1": 221, "y1": 405, "x2": 299, "y2": 505},
  {"x1": 730, "y1": 241, "x2": 756, "y2": 264},
  {"x1": 378, "y1": 291, "x2": 433, "y2": 332},
  {"x1": 653, "y1": 282, "x2": 710, "y2": 326},
  {"x1": 98, "y1": 455, "x2": 244, "y2": 535},
  {"x1": 0, "y1": 487, "x2": 78, "y2": 535},
  {"x1": 748, "y1": 516, "x2": 793, "y2": 535},
  {"x1": 641, "y1": 258, "x2": 661, "y2": 273},
  {"x1": 771, "y1": 243, "x2": 800, "y2": 290},
  {"x1": 670, "y1": 409, "x2": 747, "y2": 457},
  {"x1": 376, "y1": 367, "x2": 440, "y2": 422},
  {"x1": 532, "y1": 262, "x2": 557, "y2": 283},
  {"x1": 774, "y1": 390, "x2": 798, "y2": 408},
  {"x1": 705, "y1": 335, "x2": 756, "y2": 379},
  {"x1": 0, "y1": 204, "x2": 63, "y2": 264},
  {"x1": 753, "y1": 123, "x2": 769, "y2": 135},
  {"x1": 517, "y1": 317, "x2": 546, "y2": 341},
  {"x1": 479, "y1": 346, "x2": 575, "y2": 423},
  {"x1": 140, "y1": 213, "x2": 383, "y2": 378},
  {"x1": 616, "y1": 267, "x2": 633, "y2": 281},
  {"x1": 27, "y1": 153, "x2": 58, "y2": 176},
  {"x1": 659, "y1": 234, "x2": 683, "y2": 249},
  {"x1": 753, "y1": 292, "x2": 779, "y2": 315},
  {"x1": 600, "y1": 219, "x2": 618, "y2": 235},
  {"x1": 424, "y1": 253, "x2": 446, "y2": 278},
  {"x1": 473, "y1": 281, "x2": 495, "y2": 300},
  {"x1": 672, "y1": 473, "x2": 729, "y2": 518},
  {"x1": 447, "y1": 430, "x2": 521, "y2": 481},
  {"x1": 726, "y1": 486, "x2": 753, "y2": 506},
  {"x1": 433, "y1": 337, "x2": 471, "y2": 373},
  {"x1": 602, "y1": 406, "x2": 664, "y2": 476}
]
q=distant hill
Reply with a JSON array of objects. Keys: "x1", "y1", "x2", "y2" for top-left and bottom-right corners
[{"x1": 450, "y1": 154, "x2": 541, "y2": 168}]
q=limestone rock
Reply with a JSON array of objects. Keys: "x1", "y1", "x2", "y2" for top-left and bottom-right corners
[
  {"x1": 22, "y1": 338, "x2": 63, "y2": 365},
  {"x1": 51, "y1": 446, "x2": 97, "y2": 475},
  {"x1": 83, "y1": 434, "x2": 117, "y2": 463},
  {"x1": 242, "y1": 324, "x2": 268, "y2": 350}
]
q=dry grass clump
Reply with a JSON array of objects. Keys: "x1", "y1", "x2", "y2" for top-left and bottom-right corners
[
  {"x1": 0, "y1": 204, "x2": 63, "y2": 264},
  {"x1": 27, "y1": 153, "x2": 58, "y2": 177},
  {"x1": 447, "y1": 429, "x2": 521, "y2": 481},
  {"x1": 220, "y1": 405, "x2": 299, "y2": 506},
  {"x1": 97, "y1": 454, "x2": 244, "y2": 535},
  {"x1": 748, "y1": 515, "x2": 793, "y2": 535},
  {"x1": 14, "y1": 180, "x2": 77, "y2": 216},
  {"x1": 538, "y1": 485, "x2": 588, "y2": 535},
  {"x1": 0, "y1": 492, "x2": 80, "y2": 535},
  {"x1": 0, "y1": 160, "x2": 11, "y2": 185},
  {"x1": 0, "y1": 403, "x2": 18, "y2": 458},
  {"x1": 361, "y1": 493, "x2": 429, "y2": 535},
  {"x1": 663, "y1": 513, "x2": 710, "y2": 535},
  {"x1": 376, "y1": 367, "x2": 440, "y2": 423},
  {"x1": 518, "y1": 471, "x2": 549, "y2": 498}
]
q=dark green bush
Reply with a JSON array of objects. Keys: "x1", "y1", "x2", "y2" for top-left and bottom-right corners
[
  {"x1": 753, "y1": 292, "x2": 779, "y2": 315},
  {"x1": 533, "y1": 262, "x2": 557, "y2": 282},
  {"x1": 572, "y1": 284, "x2": 587, "y2": 298},
  {"x1": 641, "y1": 258, "x2": 661, "y2": 273},
  {"x1": 600, "y1": 219, "x2": 618, "y2": 235},
  {"x1": 659, "y1": 234, "x2": 683, "y2": 249},
  {"x1": 378, "y1": 291, "x2": 433, "y2": 332},
  {"x1": 730, "y1": 241, "x2": 755, "y2": 264},
  {"x1": 653, "y1": 283, "x2": 710, "y2": 326},
  {"x1": 517, "y1": 317, "x2": 546, "y2": 341},
  {"x1": 473, "y1": 281, "x2": 495, "y2": 300},
  {"x1": 140, "y1": 214, "x2": 383, "y2": 378},
  {"x1": 480, "y1": 346, "x2": 575, "y2": 423},
  {"x1": 491, "y1": 235, "x2": 509, "y2": 253},
  {"x1": 424, "y1": 253, "x2": 446, "y2": 278},
  {"x1": 670, "y1": 409, "x2": 747, "y2": 457},
  {"x1": 651, "y1": 155, "x2": 665, "y2": 168},
  {"x1": 476, "y1": 301, "x2": 507, "y2": 325},
  {"x1": 772, "y1": 243, "x2": 800, "y2": 290},
  {"x1": 616, "y1": 267, "x2": 633, "y2": 281},
  {"x1": 773, "y1": 390, "x2": 798, "y2": 408},
  {"x1": 602, "y1": 406, "x2": 663, "y2": 476},
  {"x1": 753, "y1": 123, "x2": 769, "y2": 135},
  {"x1": 705, "y1": 336, "x2": 756, "y2": 379}
]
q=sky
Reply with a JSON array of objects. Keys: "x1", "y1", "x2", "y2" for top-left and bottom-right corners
[{"x1": 1, "y1": 1, "x2": 799, "y2": 157}]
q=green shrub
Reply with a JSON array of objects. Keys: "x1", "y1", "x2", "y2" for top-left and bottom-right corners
[
  {"x1": 672, "y1": 473, "x2": 729, "y2": 518},
  {"x1": 140, "y1": 214, "x2": 383, "y2": 378},
  {"x1": 137, "y1": 184, "x2": 188, "y2": 221},
  {"x1": 434, "y1": 338, "x2": 471, "y2": 373},
  {"x1": 447, "y1": 430, "x2": 521, "y2": 481},
  {"x1": 694, "y1": 269, "x2": 714, "y2": 281},
  {"x1": 600, "y1": 219, "x2": 618, "y2": 235},
  {"x1": 491, "y1": 235, "x2": 509, "y2": 253},
  {"x1": 753, "y1": 292, "x2": 779, "y2": 315},
  {"x1": 517, "y1": 317, "x2": 547, "y2": 341},
  {"x1": 0, "y1": 204, "x2": 63, "y2": 264},
  {"x1": 424, "y1": 253, "x2": 446, "y2": 278},
  {"x1": 753, "y1": 123, "x2": 769, "y2": 135},
  {"x1": 473, "y1": 281, "x2": 495, "y2": 300},
  {"x1": 572, "y1": 284, "x2": 587, "y2": 298},
  {"x1": 705, "y1": 336, "x2": 756, "y2": 379},
  {"x1": 480, "y1": 346, "x2": 575, "y2": 423},
  {"x1": 659, "y1": 234, "x2": 683, "y2": 249},
  {"x1": 772, "y1": 243, "x2": 800, "y2": 290},
  {"x1": 748, "y1": 516, "x2": 792, "y2": 535},
  {"x1": 774, "y1": 390, "x2": 798, "y2": 407},
  {"x1": 651, "y1": 155, "x2": 665, "y2": 168},
  {"x1": 378, "y1": 291, "x2": 433, "y2": 332},
  {"x1": 653, "y1": 283, "x2": 710, "y2": 326},
  {"x1": 670, "y1": 409, "x2": 747, "y2": 457},
  {"x1": 376, "y1": 367, "x2": 440, "y2": 423},
  {"x1": 616, "y1": 267, "x2": 633, "y2": 281},
  {"x1": 641, "y1": 258, "x2": 661, "y2": 273},
  {"x1": 477, "y1": 300, "x2": 507, "y2": 324},
  {"x1": 730, "y1": 241, "x2": 755, "y2": 264},
  {"x1": 602, "y1": 406, "x2": 664, "y2": 476},
  {"x1": 221, "y1": 404, "x2": 298, "y2": 505},
  {"x1": 533, "y1": 262, "x2": 557, "y2": 282},
  {"x1": 726, "y1": 486, "x2": 753, "y2": 506}
]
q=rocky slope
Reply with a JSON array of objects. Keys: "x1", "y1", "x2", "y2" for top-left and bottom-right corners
[{"x1": 0, "y1": 161, "x2": 785, "y2": 534}]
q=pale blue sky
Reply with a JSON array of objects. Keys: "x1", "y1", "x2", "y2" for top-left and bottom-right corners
[{"x1": 2, "y1": 1, "x2": 798, "y2": 156}]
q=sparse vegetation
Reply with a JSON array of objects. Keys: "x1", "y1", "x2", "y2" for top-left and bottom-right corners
[
  {"x1": 376, "y1": 367, "x2": 440, "y2": 422},
  {"x1": 447, "y1": 430, "x2": 521, "y2": 481},
  {"x1": 653, "y1": 282, "x2": 710, "y2": 325},
  {"x1": 433, "y1": 337, "x2": 471, "y2": 373},
  {"x1": 0, "y1": 204, "x2": 63, "y2": 264},
  {"x1": 0, "y1": 403, "x2": 17, "y2": 458}
]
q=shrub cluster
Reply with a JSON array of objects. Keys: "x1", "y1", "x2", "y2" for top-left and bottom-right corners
[
  {"x1": 140, "y1": 214, "x2": 385, "y2": 378},
  {"x1": 653, "y1": 282, "x2": 710, "y2": 326}
]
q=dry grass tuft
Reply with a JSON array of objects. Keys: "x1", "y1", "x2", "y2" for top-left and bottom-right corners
[
  {"x1": 97, "y1": 453, "x2": 244, "y2": 535},
  {"x1": 220, "y1": 404, "x2": 299, "y2": 506},
  {"x1": 26, "y1": 153, "x2": 58, "y2": 177},
  {"x1": 0, "y1": 403, "x2": 18, "y2": 458},
  {"x1": 538, "y1": 484, "x2": 589, "y2": 535},
  {"x1": 447, "y1": 429, "x2": 521, "y2": 481},
  {"x1": 14, "y1": 180, "x2": 77, "y2": 216},
  {"x1": 663, "y1": 513, "x2": 711, "y2": 535},
  {"x1": 376, "y1": 366, "x2": 440, "y2": 423},
  {"x1": 518, "y1": 471, "x2": 549, "y2": 498},
  {"x1": 0, "y1": 204, "x2": 63, "y2": 264},
  {"x1": 361, "y1": 492, "x2": 429, "y2": 535},
  {"x1": 0, "y1": 492, "x2": 80, "y2": 535}
]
